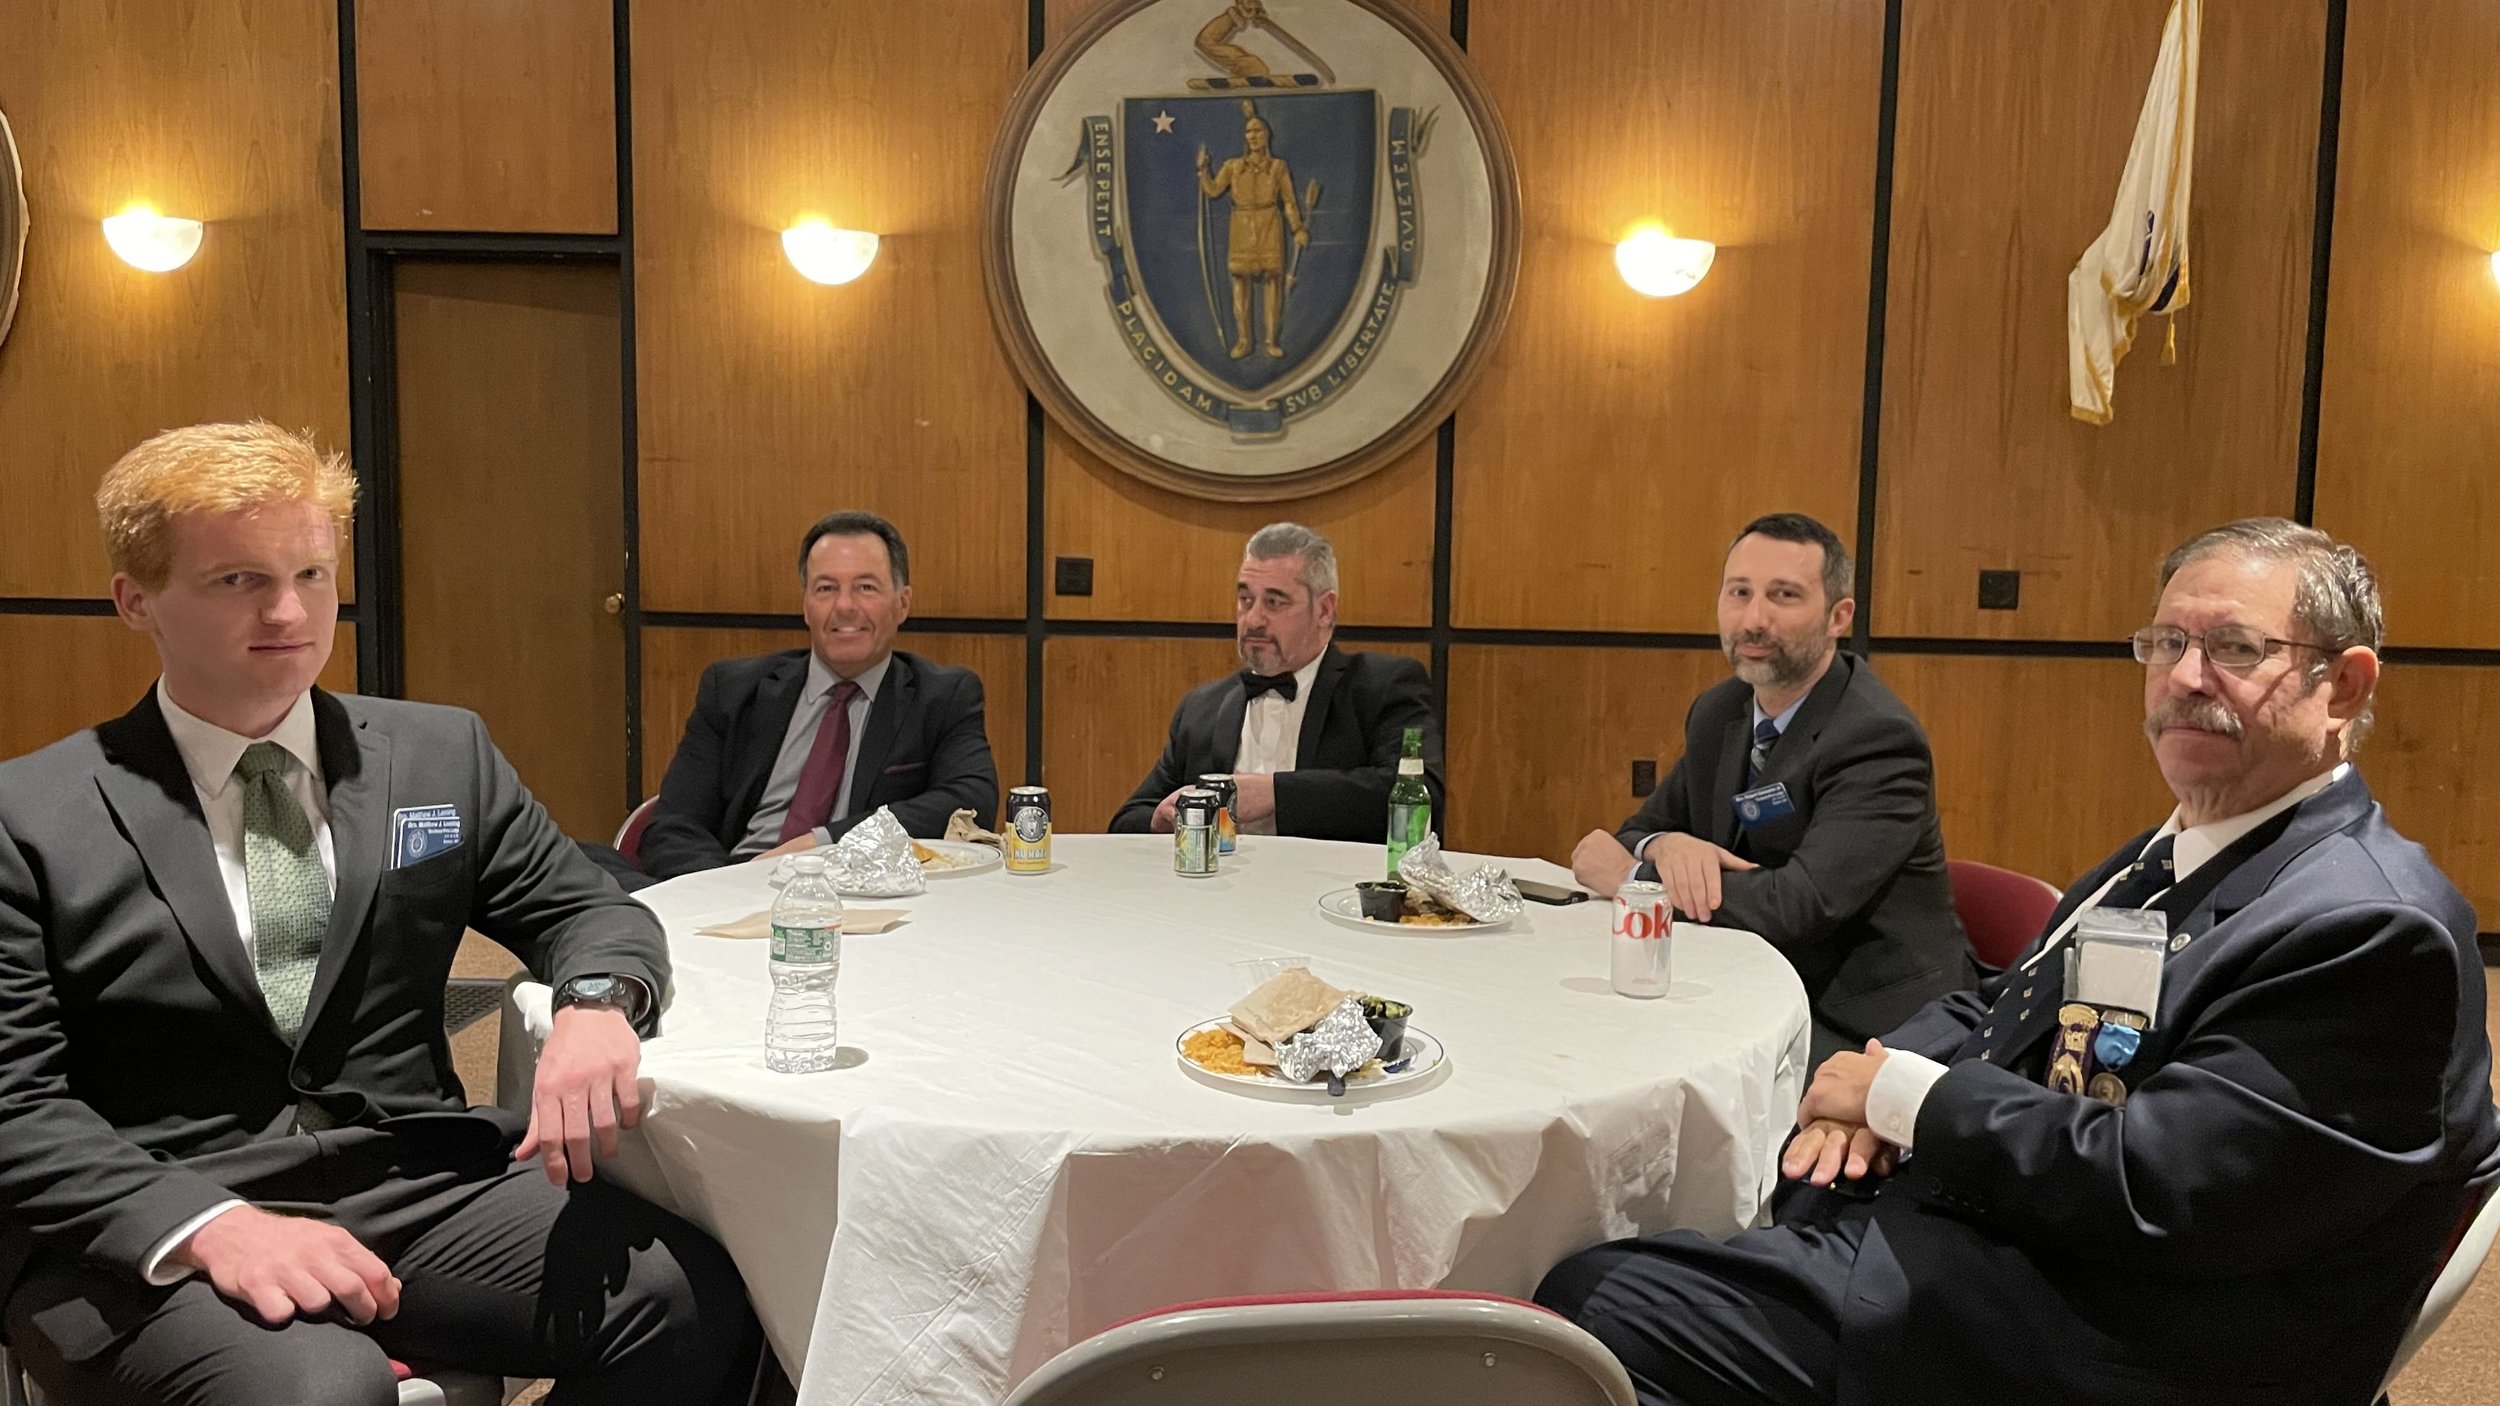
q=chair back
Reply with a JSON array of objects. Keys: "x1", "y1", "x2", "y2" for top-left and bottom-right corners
[
  {"x1": 1001, "y1": 1291, "x2": 1635, "y2": 1406},
  {"x1": 1947, "y1": 859, "x2": 2063, "y2": 970},
  {"x1": 2379, "y1": 1170, "x2": 2500, "y2": 1395},
  {"x1": 613, "y1": 795, "x2": 661, "y2": 865}
]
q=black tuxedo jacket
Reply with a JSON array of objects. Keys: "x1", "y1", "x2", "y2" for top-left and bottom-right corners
[
  {"x1": 1613, "y1": 651, "x2": 1972, "y2": 1058},
  {"x1": 0, "y1": 689, "x2": 667, "y2": 1312},
  {"x1": 1108, "y1": 645, "x2": 1443, "y2": 841},
  {"x1": 1825, "y1": 772, "x2": 2499, "y2": 1406},
  {"x1": 638, "y1": 648, "x2": 999, "y2": 880}
]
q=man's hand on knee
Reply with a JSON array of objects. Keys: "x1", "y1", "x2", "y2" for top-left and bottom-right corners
[{"x1": 169, "y1": 1204, "x2": 401, "y2": 1327}]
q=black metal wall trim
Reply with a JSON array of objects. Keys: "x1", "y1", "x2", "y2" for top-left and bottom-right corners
[
  {"x1": 336, "y1": 0, "x2": 392, "y2": 695},
  {"x1": 1024, "y1": 0, "x2": 1048, "y2": 786},
  {"x1": 364, "y1": 231, "x2": 623, "y2": 259},
  {"x1": 1873, "y1": 637, "x2": 2136, "y2": 660},
  {"x1": 1851, "y1": 0, "x2": 1904, "y2": 654},
  {"x1": 0, "y1": 597, "x2": 119, "y2": 617},
  {"x1": 617, "y1": 0, "x2": 648, "y2": 809},
  {"x1": 2294, "y1": 0, "x2": 2349, "y2": 527}
]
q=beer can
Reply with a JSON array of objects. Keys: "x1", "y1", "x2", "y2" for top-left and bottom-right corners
[
  {"x1": 1174, "y1": 786, "x2": 1219, "y2": 878},
  {"x1": 1005, "y1": 785, "x2": 1052, "y2": 875},
  {"x1": 1197, "y1": 773, "x2": 1239, "y2": 854},
  {"x1": 1610, "y1": 880, "x2": 1672, "y2": 998}
]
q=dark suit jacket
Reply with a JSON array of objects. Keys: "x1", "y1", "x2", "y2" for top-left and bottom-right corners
[
  {"x1": 638, "y1": 648, "x2": 999, "y2": 881},
  {"x1": 0, "y1": 689, "x2": 667, "y2": 1322},
  {"x1": 1822, "y1": 772, "x2": 2499, "y2": 1406},
  {"x1": 1615, "y1": 651, "x2": 1972, "y2": 1060},
  {"x1": 1109, "y1": 645, "x2": 1443, "y2": 842}
]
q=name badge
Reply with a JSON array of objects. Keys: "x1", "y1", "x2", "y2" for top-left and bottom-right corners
[
  {"x1": 1731, "y1": 782, "x2": 1796, "y2": 829},
  {"x1": 2066, "y1": 906, "x2": 2168, "y2": 1031},
  {"x1": 391, "y1": 804, "x2": 463, "y2": 868}
]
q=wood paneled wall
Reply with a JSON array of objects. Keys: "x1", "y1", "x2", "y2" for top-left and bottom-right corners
[
  {"x1": 629, "y1": 0, "x2": 1030, "y2": 619},
  {"x1": 0, "y1": 0, "x2": 349, "y2": 598},
  {"x1": 1874, "y1": 0, "x2": 2322, "y2": 642},
  {"x1": 2315, "y1": 0, "x2": 2500, "y2": 650},
  {"x1": 1452, "y1": 0, "x2": 1879, "y2": 634},
  {"x1": 353, "y1": 0, "x2": 619, "y2": 233},
  {"x1": 0, "y1": 617, "x2": 358, "y2": 763}
]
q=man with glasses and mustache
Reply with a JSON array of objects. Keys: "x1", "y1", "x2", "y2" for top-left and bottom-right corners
[
  {"x1": 1111, "y1": 522, "x2": 1441, "y2": 838},
  {"x1": 1572, "y1": 512, "x2": 1972, "y2": 1065},
  {"x1": 1538, "y1": 518, "x2": 2497, "y2": 1406}
]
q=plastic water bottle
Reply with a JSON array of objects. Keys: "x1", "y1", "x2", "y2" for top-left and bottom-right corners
[{"x1": 766, "y1": 854, "x2": 843, "y2": 1073}]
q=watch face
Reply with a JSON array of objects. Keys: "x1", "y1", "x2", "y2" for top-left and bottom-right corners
[{"x1": 565, "y1": 976, "x2": 619, "y2": 1003}]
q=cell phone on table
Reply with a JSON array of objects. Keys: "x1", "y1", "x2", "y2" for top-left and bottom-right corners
[{"x1": 1515, "y1": 878, "x2": 1591, "y2": 905}]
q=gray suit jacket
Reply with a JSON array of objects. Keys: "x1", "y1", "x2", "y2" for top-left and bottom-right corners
[
  {"x1": 1614, "y1": 651, "x2": 1973, "y2": 1062},
  {"x1": 0, "y1": 689, "x2": 667, "y2": 1319}
]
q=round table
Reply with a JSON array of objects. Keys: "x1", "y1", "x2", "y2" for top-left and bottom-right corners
[{"x1": 604, "y1": 834, "x2": 1810, "y2": 1405}]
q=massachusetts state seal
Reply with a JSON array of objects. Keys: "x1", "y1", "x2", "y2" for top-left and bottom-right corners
[{"x1": 985, "y1": 0, "x2": 1518, "y2": 501}]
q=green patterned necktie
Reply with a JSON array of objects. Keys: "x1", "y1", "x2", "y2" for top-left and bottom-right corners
[{"x1": 236, "y1": 741, "x2": 330, "y2": 1042}]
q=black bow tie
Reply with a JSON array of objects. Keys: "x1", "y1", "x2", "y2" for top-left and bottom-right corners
[{"x1": 1241, "y1": 670, "x2": 1299, "y2": 702}]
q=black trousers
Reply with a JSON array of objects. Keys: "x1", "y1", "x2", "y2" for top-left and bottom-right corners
[
  {"x1": 1533, "y1": 1189, "x2": 1869, "y2": 1406},
  {"x1": 4, "y1": 1121, "x2": 760, "y2": 1406}
]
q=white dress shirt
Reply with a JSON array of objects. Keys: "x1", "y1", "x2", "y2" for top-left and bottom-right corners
[
  {"x1": 737, "y1": 652, "x2": 891, "y2": 856},
  {"x1": 144, "y1": 683, "x2": 340, "y2": 1283},
  {"x1": 1233, "y1": 653, "x2": 1326, "y2": 837},
  {"x1": 1863, "y1": 763, "x2": 2351, "y2": 1150}
]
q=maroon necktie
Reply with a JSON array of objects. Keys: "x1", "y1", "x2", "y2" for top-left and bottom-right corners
[{"x1": 779, "y1": 680, "x2": 863, "y2": 841}]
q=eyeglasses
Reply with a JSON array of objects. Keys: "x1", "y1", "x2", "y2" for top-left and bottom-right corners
[{"x1": 2128, "y1": 624, "x2": 2332, "y2": 674}]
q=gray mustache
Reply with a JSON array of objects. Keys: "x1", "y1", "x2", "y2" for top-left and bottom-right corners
[{"x1": 2145, "y1": 697, "x2": 2243, "y2": 742}]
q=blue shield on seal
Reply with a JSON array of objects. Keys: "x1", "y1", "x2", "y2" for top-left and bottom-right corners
[{"x1": 1121, "y1": 91, "x2": 1376, "y2": 398}]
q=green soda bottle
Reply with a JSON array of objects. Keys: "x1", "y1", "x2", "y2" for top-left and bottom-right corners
[{"x1": 1385, "y1": 725, "x2": 1430, "y2": 878}]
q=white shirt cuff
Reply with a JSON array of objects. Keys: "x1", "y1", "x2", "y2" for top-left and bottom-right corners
[
  {"x1": 1866, "y1": 1050, "x2": 1952, "y2": 1150},
  {"x1": 812, "y1": 826, "x2": 832, "y2": 848},
  {"x1": 140, "y1": 1199, "x2": 247, "y2": 1285},
  {"x1": 1631, "y1": 832, "x2": 1666, "y2": 867}
]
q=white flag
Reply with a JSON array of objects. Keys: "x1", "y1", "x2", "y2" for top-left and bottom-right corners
[{"x1": 2068, "y1": 0, "x2": 2200, "y2": 425}]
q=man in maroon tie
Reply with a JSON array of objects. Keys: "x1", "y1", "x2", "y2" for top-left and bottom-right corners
[{"x1": 633, "y1": 512, "x2": 1001, "y2": 881}]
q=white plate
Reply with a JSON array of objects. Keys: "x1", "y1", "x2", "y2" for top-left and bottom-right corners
[
  {"x1": 1175, "y1": 1017, "x2": 1447, "y2": 1100},
  {"x1": 1315, "y1": 887, "x2": 1510, "y2": 935},
  {"x1": 914, "y1": 839, "x2": 1001, "y2": 878}
]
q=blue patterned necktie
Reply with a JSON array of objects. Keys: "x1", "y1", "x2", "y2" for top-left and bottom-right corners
[
  {"x1": 1746, "y1": 716, "x2": 1781, "y2": 784},
  {"x1": 1958, "y1": 834, "x2": 2177, "y2": 1070},
  {"x1": 235, "y1": 741, "x2": 331, "y2": 1042}
]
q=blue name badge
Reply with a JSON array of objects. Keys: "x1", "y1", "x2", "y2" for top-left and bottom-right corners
[
  {"x1": 391, "y1": 804, "x2": 463, "y2": 868},
  {"x1": 1731, "y1": 782, "x2": 1797, "y2": 829}
]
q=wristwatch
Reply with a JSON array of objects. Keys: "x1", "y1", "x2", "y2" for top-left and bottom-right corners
[{"x1": 553, "y1": 973, "x2": 639, "y2": 1020}]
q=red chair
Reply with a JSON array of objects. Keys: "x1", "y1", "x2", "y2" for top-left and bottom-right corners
[
  {"x1": 1001, "y1": 1290, "x2": 1634, "y2": 1406},
  {"x1": 1947, "y1": 858, "x2": 2063, "y2": 971},
  {"x1": 612, "y1": 795, "x2": 661, "y2": 868}
]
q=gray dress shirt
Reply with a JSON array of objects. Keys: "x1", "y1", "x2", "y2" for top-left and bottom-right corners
[{"x1": 736, "y1": 652, "x2": 891, "y2": 855}]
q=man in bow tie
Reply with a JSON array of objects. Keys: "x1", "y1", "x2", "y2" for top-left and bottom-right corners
[
  {"x1": 1569, "y1": 512, "x2": 1972, "y2": 1066},
  {"x1": 1110, "y1": 523, "x2": 1441, "y2": 839},
  {"x1": 1536, "y1": 518, "x2": 2498, "y2": 1406}
]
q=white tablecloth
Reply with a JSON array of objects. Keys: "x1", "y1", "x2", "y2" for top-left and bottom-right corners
[{"x1": 606, "y1": 835, "x2": 1810, "y2": 1405}]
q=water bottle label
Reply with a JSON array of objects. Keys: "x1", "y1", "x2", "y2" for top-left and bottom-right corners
[{"x1": 771, "y1": 923, "x2": 839, "y2": 964}]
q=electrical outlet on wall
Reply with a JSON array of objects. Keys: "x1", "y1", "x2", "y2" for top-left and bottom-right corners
[
  {"x1": 1631, "y1": 759, "x2": 1658, "y2": 798},
  {"x1": 1054, "y1": 556, "x2": 1094, "y2": 596},
  {"x1": 1978, "y1": 569, "x2": 2021, "y2": 611}
]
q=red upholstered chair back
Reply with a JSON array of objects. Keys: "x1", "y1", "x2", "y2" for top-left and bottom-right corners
[
  {"x1": 1002, "y1": 1290, "x2": 1635, "y2": 1406},
  {"x1": 1948, "y1": 859, "x2": 2064, "y2": 971},
  {"x1": 613, "y1": 795, "x2": 661, "y2": 866}
]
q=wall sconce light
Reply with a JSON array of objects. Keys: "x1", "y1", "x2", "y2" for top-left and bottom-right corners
[
  {"x1": 782, "y1": 219, "x2": 878, "y2": 285},
  {"x1": 102, "y1": 204, "x2": 204, "y2": 272},
  {"x1": 2490, "y1": 249, "x2": 2500, "y2": 288},
  {"x1": 1616, "y1": 226, "x2": 1715, "y2": 298}
]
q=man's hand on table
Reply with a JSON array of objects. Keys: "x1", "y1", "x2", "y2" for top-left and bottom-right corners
[
  {"x1": 517, "y1": 1003, "x2": 645, "y2": 1185},
  {"x1": 1230, "y1": 772, "x2": 1276, "y2": 825},
  {"x1": 170, "y1": 1205, "x2": 400, "y2": 1327},
  {"x1": 1640, "y1": 832, "x2": 1756, "y2": 924},
  {"x1": 1570, "y1": 831, "x2": 1640, "y2": 897}
]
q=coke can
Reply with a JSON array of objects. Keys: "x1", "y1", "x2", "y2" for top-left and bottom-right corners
[
  {"x1": 1005, "y1": 786, "x2": 1051, "y2": 875},
  {"x1": 1611, "y1": 880, "x2": 1672, "y2": 998},
  {"x1": 1197, "y1": 773, "x2": 1239, "y2": 854}
]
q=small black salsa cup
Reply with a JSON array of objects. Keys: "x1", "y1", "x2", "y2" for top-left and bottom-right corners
[{"x1": 1355, "y1": 879, "x2": 1408, "y2": 922}]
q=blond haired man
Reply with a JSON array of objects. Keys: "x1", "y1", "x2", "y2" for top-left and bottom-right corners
[{"x1": 0, "y1": 424, "x2": 758, "y2": 1404}]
